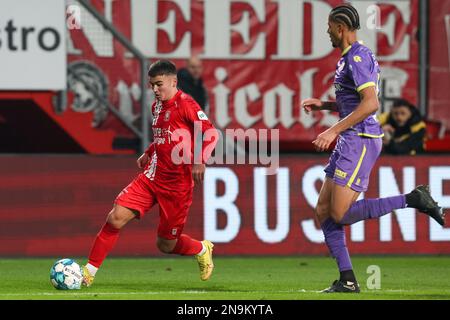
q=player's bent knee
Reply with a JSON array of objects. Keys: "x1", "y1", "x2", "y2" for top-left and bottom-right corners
[
  {"x1": 106, "y1": 207, "x2": 134, "y2": 229},
  {"x1": 106, "y1": 211, "x2": 121, "y2": 229}
]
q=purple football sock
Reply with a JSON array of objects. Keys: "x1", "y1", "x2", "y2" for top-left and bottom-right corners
[
  {"x1": 340, "y1": 195, "x2": 406, "y2": 225},
  {"x1": 321, "y1": 218, "x2": 353, "y2": 272}
]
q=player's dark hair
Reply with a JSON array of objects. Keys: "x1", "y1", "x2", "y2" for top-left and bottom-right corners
[
  {"x1": 329, "y1": 4, "x2": 360, "y2": 31},
  {"x1": 148, "y1": 59, "x2": 177, "y2": 77},
  {"x1": 392, "y1": 98, "x2": 415, "y2": 109}
]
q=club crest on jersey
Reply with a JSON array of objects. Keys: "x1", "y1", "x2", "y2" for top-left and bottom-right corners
[
  {"x1": 197, "y1": 110, "x2": 208, "y2": 120},
  {"x1": 353, "y1": 55, "x2": 362, "y2": 62},
  {"x1": 164, "y1": 111, "x2": 171, "y2": 121}
]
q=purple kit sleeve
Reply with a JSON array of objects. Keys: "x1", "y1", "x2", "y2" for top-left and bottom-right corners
[{"x1": 348, "y1": 50, "x2": 379, "y2": 93}]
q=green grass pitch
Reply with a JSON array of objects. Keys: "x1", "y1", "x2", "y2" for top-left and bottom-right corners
[{"x1": 1, "y1": 256, "x2": 449, "y2": 300}]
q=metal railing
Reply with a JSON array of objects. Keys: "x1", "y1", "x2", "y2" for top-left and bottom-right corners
[{"x1": 72, "y1": 0, "x2": 149, "y2": 153}]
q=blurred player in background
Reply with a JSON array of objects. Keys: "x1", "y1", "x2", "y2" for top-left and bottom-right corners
[
  {"x1": 82, "y1": 60, "x2": 218, "y2": 287},
  {"x1": 379, "y1": 98, "x2": 426, "y2": 155},
  {"x1": 301, "y1": 4, "x2": 445, "y2": 293},
  {"x1": 177, "y1": 56, "x2": 209, "y2": 114}
]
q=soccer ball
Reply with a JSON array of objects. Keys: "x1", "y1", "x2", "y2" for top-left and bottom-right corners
[{"x1": 50, "y1": 258, "x2": 83, "y2": 290}]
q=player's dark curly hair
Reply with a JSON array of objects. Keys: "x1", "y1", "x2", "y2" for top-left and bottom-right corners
[
  {"x1": 148, "y1": 59, "x2": 177, "y2": 77},
  {"x1": 329, "y1": 4, "x2": 360, "y2": 31},
  {"x1": 392, "y1": 98, "x2": 415, "y2": 110}
]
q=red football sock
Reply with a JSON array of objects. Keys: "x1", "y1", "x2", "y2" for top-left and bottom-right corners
[
  {"x1": 87, "y1": 222, "x2": 120, "y2": 268},
  {"x1": 171, "y1": 234, "x2": 203, "y2": 256}
]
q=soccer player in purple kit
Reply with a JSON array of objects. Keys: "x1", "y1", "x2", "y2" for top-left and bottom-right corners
[{"x1": 301, "y1": 4, "x2": 445, "y2": 293}]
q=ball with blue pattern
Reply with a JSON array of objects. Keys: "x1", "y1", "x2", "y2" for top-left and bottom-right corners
[{"x1": 50, "y1": 258, "x2": 83, "y2": 290}]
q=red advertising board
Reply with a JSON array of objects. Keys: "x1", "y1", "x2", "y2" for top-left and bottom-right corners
[
  {"x1": 0, "y1": 155, "x2": 448, "y2": 257},
  {"x1": 67, "y1": 0, "x2": 420, "y2": 144}
]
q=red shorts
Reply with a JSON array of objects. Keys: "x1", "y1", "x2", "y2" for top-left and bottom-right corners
[{"x1": 114, "y1": 173, "x2": 193, "y2": 240}]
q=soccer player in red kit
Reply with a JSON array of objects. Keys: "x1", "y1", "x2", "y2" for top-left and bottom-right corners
[{"x1": 82, "y1": 60, "x2": 219, "y2": 287}]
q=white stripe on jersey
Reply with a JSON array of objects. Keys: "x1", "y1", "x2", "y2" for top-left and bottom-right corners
[{"x1": 144, "y1": 151, "x2": 158, "y2": 180}]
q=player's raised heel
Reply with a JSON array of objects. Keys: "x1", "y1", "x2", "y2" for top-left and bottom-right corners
[
  {"x1": 408, "y1": 185, "x2": 445, "y2": 226},
  {"x1": 82, "y1": 265, "x2": 95, "y2": 287},
  {"x1": 321, "y1": 280, "x2": 360, "y2": 293},
  {"x1": 196, "y1": 240, "x2": 214, "y2": 281}
]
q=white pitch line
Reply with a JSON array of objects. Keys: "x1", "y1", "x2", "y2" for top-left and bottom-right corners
[
  {"x1": 1, "y1": 289, "x2": 448, "y2": 297},
  {"x1": 0, "y1": 290, "x2": 309, "y2": 296}
]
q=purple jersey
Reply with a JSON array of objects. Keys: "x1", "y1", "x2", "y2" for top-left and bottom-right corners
[{"x1": 334, "y1": 41, "x2": 383, "y2": 138}]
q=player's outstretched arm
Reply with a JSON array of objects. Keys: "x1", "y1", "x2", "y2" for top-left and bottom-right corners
[{"x1": 301, "y1": 98, "x2": 338, "y2": 113}]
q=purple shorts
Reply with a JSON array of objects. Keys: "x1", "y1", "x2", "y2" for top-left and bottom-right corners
[{"x1": 324, "y1": 131, "x2": 382, "y2": 192}]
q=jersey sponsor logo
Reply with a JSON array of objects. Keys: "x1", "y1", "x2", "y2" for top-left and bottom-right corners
[
  {"x1": 152, "y1": 127, "x2": 172, "y2": 144},
  {"x1": 353, "y1": 55, "x2": 362, "y2": 62},
  {"x1": 197, "y1": 110, "x2": 208, "y2": 120},
  {"x1": 154, "y1": 137, "x2": 166, "y2": 144}
]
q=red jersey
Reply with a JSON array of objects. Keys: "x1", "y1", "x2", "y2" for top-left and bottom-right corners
[{"x1": 143, "y1": 90, "x2": 218, "y2": 190}]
